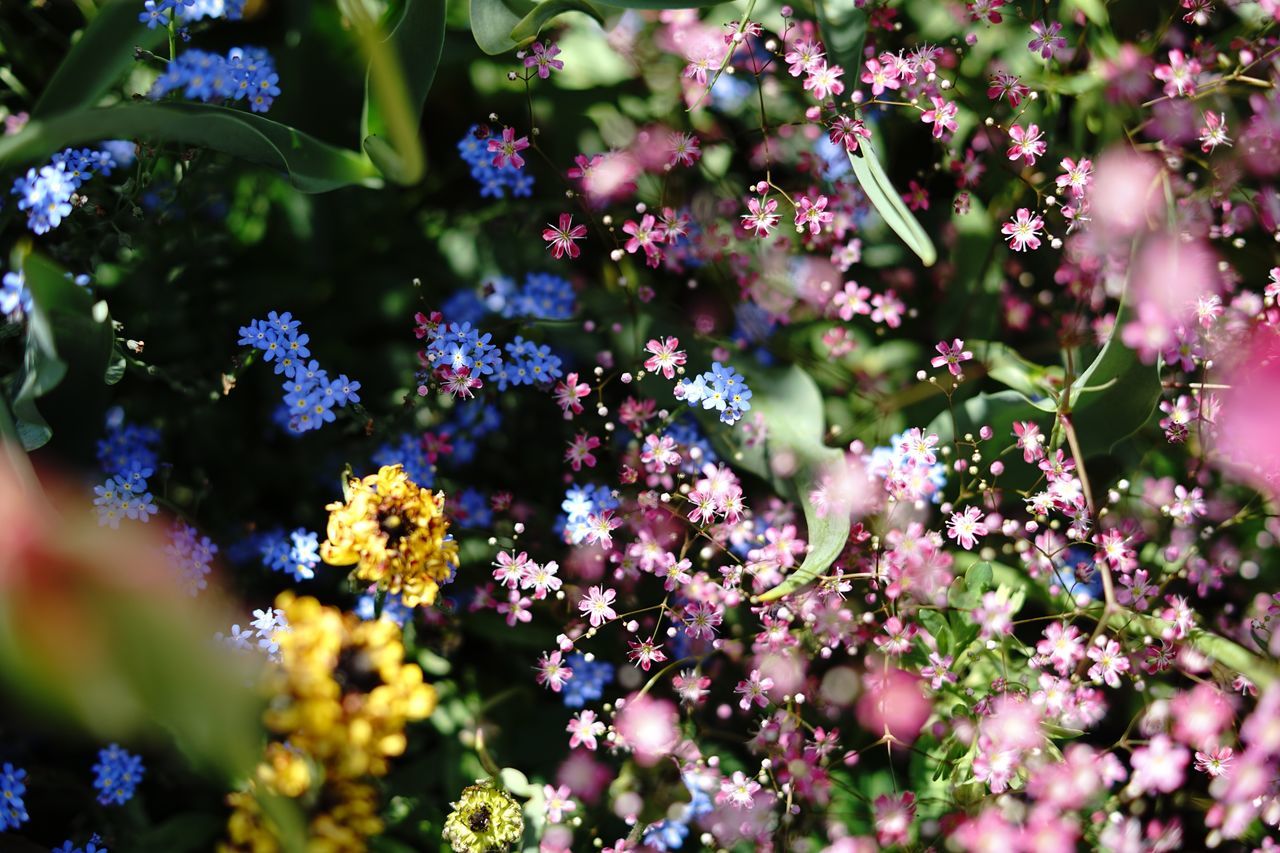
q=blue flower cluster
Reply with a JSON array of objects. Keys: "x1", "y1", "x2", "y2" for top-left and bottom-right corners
[
  {"x1": 675, "y1": 361, "x2": 753, "y2": 425},
  {"x1": 493, "y1": 336, "x2": 563, "y2": 390},
  {"x1": 140, "y1": 0, "x2": 245, "y2": 26},
  {"x1": 149, "y1": 46, "x2": 280, "y2": 113},
  {"x1": 93, "y1": 411, "x2": 162, "y2": 528},
  {"x1": 238, "y1": 312, "x2": 361, "y2": 434},
  {"x1": 454, "y1": 487, "x2": 493, "y2": 529},
  {"x1": 92, "y1": 744, "x2": 144, "y2": 806},
  {"x1": 562, "y1": 652, "x2": 614, "y2": 708},
  {"x1": 10, "y1": 146, "x2": 121, "y2": 234},
  {"x1": 371, "y1": 403, "x2": 502, "y2": 485},
  {"x1": 458, "y1": 125, "x2": 533, "y2": 199},
  {"x1": 485, "y1": 272, "x2": 576, "y2": 320},
  {"x1": 260, "y1": 527, "x2": 320, "y2": 582},
  {"x1": 560, "y1": 483, "x2": 619, "y2": 544},
  {"x1": 373, "y1": 433, "x2": 436, "y2": 487},
  {"x1": 217, "y1": 606, "x2": 288, "y2": 660},
  {"x1": 53, "y1": 837, "x2": 108, "y2": 853},
  {"x1": 167, "y1": 521, "x2": 217, "y2": 596},
  {"x1": 0, "y1": 762, "x2": 28, "y2": 831},
  {"x1": 355, "y1": 592, "x2": 413, "y2": 626},
  {"x1": 0, "y1": 270, "x2": 31, "y2": 322}
]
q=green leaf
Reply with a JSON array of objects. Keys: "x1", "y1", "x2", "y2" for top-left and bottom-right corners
[
  {"x1": 1063, "y1": 0, "x2": 1108, "y2": 26},
  {"x1": 358, "y1": 0, "x2": 447, "y2": 184},
  {"x1": 813, "y1": 0, "x2": 866, "y2": 78},
  {"x1": 847, "y1": 136, "x2": 937, "y2": 266},
  {"x1": 6, "y1": 250, "x2": 113, "y2": 450},
  {"x1": 593, "y1": 0, "x2": 722, "y2": 6},
  {"x1": 471, "y1": 0, "x2": 538, "y2": 55},
  {"x1": 0, "y1": 103, "x2": 380, "y2": 193},
  {"x1": 964, "y1": 560, "x2": 993, "y2": 595},
  {"x1": 32, "y1": 0, "x2": 165, "y2": 118},
  {"x1": 718, "y1": 364, "x2": 850, "y2": 603},
  {"x1": 510, "y1": 0, "x2": 606, "y2": 45}
]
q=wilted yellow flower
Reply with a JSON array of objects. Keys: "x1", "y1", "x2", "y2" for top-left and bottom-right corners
[
  {"x1": 442, "y1": 781, "x2": 525, "y2": 853},
  {"x1": 321, "y1": 464, "x2": 459, "y2": 607}
]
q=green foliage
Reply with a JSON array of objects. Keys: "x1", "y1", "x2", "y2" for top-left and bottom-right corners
[{"x1": 847, "y1": 138, "x2": 938, "y2": 267}]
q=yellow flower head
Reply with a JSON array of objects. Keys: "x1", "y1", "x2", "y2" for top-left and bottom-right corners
[
  {"x1": 321, "y1": 464, "x2": 459, "y2": 607},
  {"x1": 442, "y1": 782, "x2": 525, "y2": 853}
]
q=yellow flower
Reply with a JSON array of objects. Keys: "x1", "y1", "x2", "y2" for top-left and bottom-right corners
[
  {"x1": 223, "y1": 593, "x2": 437, "y2": 852},
  {"x1": 442, "y1": 782, "x2": 525, "y2": 853},
  {"x1": 321, "y1": 464, "x2": 459, "y2": 607}
]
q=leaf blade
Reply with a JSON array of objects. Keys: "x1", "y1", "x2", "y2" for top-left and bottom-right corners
[{"x1": 848, "y1": 137, "x2": 937, "y2": 266}]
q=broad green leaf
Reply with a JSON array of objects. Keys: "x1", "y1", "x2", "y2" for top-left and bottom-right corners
[
  {"x1": 717, "y1": 364, "x2": 850, "y2": 603},
  {"x1": 938, "y1": 199, "x2": 1003, "y2": 339},
  {"x1": 32, "y1": 0, "x2": 165, "y2": 118},
  {"x1": 471, "y1": 0, "x2": 538, "y2": 55},
  {"x1": 510, "y1": 0, "x2": 606, "y2": 45},
  {"x1": 813, "y1": 0, "x2": 866, "y2": 78},
  {"x1": 964, "y1": 560, "x2": 993, "y2": 595},
  {"x1": 0, "y1": 103, "x2": 380, "y2": 193},
  {"x1": 848, "y1": 137, "x2": 937, "y2": 267},
  {"x1": 357, "y1": 0, "x2": 447, "y2": 184}
]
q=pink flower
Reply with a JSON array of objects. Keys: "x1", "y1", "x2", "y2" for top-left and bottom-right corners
[
  {"x1": 784, "y1": 38, "x2": 825, "y2": 76},
  {"x1": 717, "y1": 771, "x2": 760, "y2": 808},
  {"x1": 542, "y1": 213, "x2": 588, "y2": 260},
  {"x1": 524, "y1": 41, "x2": 564, "y2": 78},
  {"x1": 870, "y1": 290, "x2": 905, "y2": 327},
  {"x1": 988, "y1": 70, "x2": 1029, "y2": 105},
  {"x1": 668, "y1": 132, "x2": 700, "y2": 167},
  {"x1": 803, "y1": 62, "x2": 845, "y2": 100},
  {"x1": 640, "y1": 433, "x2": 681, "y2": 474},
  {"x1": 829, "y1": 115, "x2": 872, "y2": 153},
  {"x1": 536, "y1": 650, "x2": 574, "y2": 692},
  {"x1": 1001, "y1": 208, "x2": 1044, "y2": 252},
  {"x1": 1129, "y1": 734, "x2": 1189, "y2": 795},
  {"x1": 543, "y1": 784, "x2": 576, "y2": 823},
  {"x1": 874, "y1": 792, "x2": 916, "y2": 847},
  {"x1": 967, "y1": 0, "x2": 1005, "y2": 24},
  {"x1": 832, "y1": 281, "x2": 872, "y2": 320},
  {"x1": 1194, "y1": 745, "x2": 1233, "y2": 777},
  {"x1": 683, "y1": 601, "x2": 722, "y2": 639},
  {"x1": 1199, "y1": 111, "x2": 1231, "y2": 152},
  {"x1": 553, "y1": 372, "x2": 591, "y2": 419},
  {"x1": 1087, "y1": 637, "x2": 1130, "y2": 687},
  {"x1": 1028, "y1": 20, "x2": 1067, "y2": 60},
  {"x1": 930, "y1": 338, "x2": 973, "y2": 376},
  {"x1": 1037, "y1": 621, "x2": 1085, "y2": 675},
  {"x1": 564, "y1": 432, "x2": 601, "y2": 472},
  {"x1": 487, "y1": 126, "x2": 530, "y2": 169},
  {"x1": 1154, "y1": 49, "x2": 1201, "y2": 97},
  {"x1": 734, "y1": 668, "x2": 774, "y2": 710},
  {"x1": 493, "y1": 549, "x2": 532, "y2": 588},
  {"x1": 643, "y1": 336, "x2": 686, "y2": 379},
  {"x1": 921, "y1": 97, "x2": 958, "y2": 139},
  {"x1": 946, "y1": 506, "x2": 988, "y2": 550},
  {"x1": 614, "y1": 694, "x2": 679, "y2": 765},
  {"x1": 584, "y1": 509, "x2": 622, "y2": 548},
  {"x1": 1007, "y1": 123, "x2": 1046, "y2": 164},
  {"x1": 794, "y1": 194, "x2": 834, "y2": 236},
  {"x1": 861, "y1": 58, "x2": 900, "y2": 96},
  {"x1": 567, "y1": 709, "x2": 605, "y2": 750},
  {"x1": 1013, "y1": 420, "x2": 1045, "y2": 462},
  {"x1": 627, "y1": 638, "x2": 667, "y2": 671},
  {"x1": 741, "y1": 195, "x2": 779, "y2": 236},
  {"x1": 622, "y1": 214, "x2": 666, "y2": 262},
  {"x1": 578, "y1": 585, "x2": 617, "y2": 626},
  {"x1": 1055, "y1": 157, "x2": 1093, "y2": 197}
]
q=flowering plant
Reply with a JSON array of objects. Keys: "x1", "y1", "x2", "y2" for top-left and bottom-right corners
[{"x1": 2, "y1": 0, "x2": 1280, "y2": 851}]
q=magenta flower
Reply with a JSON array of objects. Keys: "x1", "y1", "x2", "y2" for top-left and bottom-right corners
[
  {"x1": 1154, "y1": 49, "x2": 1201, "y2": 97},
  {"x1": 921, "y1": 97, "x2": 958, "y2": 139},
  {"x1": 930, "y1": 338, "x2": 973, "y2": 376},
  {"x1": 487, "y1": 126, "x2": 530, "y2": 169},
  {"x1": 523, "y1": 41, "x2": 564, "y2": 79},
  {"x1": 803, "y1": 61, "x2": 845, "y2": 100},
  {"x1": 535, "y1": 650, "x2": 573, "y2": 692},
  {"x1": 741, "y1": 195, "x2": 779, "y2": 236},
  {"x1": 667, "y1": 132, "x2": 700, "y2": 167},
  {"x1": 542, "y1": 213, "x2": 587, "y2": 260},
  {"x1": 567, "y1": 709, "x2": 605, "y2": 750},
  {"x1": 829, "y1": 114, "x2": 872, "y2": 153},
  {"x1": 643, "y1": 336, "x2": 686, "y2": 379},
  {"x1": 861, "y1": 58, "x2": 901, "y2": 96},
  {"x1": 578, "y1": 585, "x2": 618, "y2": 627},
  {"x1": 734, "y1": 669, "x2": 774, "y2": 710},
  {"x1": 793, "y1": 194, "x2": 833, "y2": 236},
  {"x1": 1028, "y1": 20, "x2": 1067, "y2": 60}
]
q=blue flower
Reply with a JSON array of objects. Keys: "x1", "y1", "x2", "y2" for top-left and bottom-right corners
[
  {"x1": 643, "y1": 819, "x2": 689, "y2": 851},
  {"x1": 92, "y1": 744, "x2": 144, "y2": 806},
  {"x1": 262, "y1": 528, "x2": 319, "y2": 581},
  {"x1": 166, "y1": 522, "x2": 217, "y2": 596},
  {"x1": 11, "y1": 161, "x2": 75, "y2": 234},
  {"x1": 149, "y1": 46, "x2": 279, "y2": 113},
  {"x1": 678, "y1": 362, "x2": 752, "y2": 425},
  {"x1": 456, "y1": 487, "x2": 492, "y2": 528},
  {"x1": 372, "y1": 433, "x2": 435, "y2": 487},
  {"x1": 458, "y1": 125, "x2": 533, "y2": 198},
  {"x1": 0, "y1": 762, "x2": 29, "y2": 831},
  {"x1": 93, "y1": 471, "x2": 160, "y2": 528},
  {"x1": 354, "y1": 592, "x2": 413, "y2": 626},
  {"x1": 561, "y1": 653, "x2": 614, "y2": 708},
  {"x1": 0, "y1": 270, "x2": 32, "y2": 321}
]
